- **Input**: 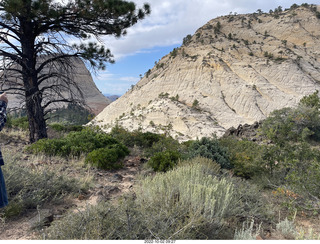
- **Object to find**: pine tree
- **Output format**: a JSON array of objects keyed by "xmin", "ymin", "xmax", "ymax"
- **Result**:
[{"xmin": 0, "ymin": 0, "xmax": 150, "ymax": 142}]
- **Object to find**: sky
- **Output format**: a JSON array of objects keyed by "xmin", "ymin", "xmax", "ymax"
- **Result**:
[{"xmin": 94, "ymin": 0, "xmax": 320, "ymax": 95}]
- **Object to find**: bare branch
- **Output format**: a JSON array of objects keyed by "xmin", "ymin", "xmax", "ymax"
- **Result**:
[
  {"xmin": 42, "ymin": 98, "xmax": 82, "ymax": 110},
  {"xmin": 0, "ymin": 29, "xmax": 20, "ymax": 42},
  {"xmin": 0, "ymin": 20, "xmax": 20, "ymax": 37},
  {"xmin": 36, "ymin": 53, "xmax": 79, "ymax": 74},
  {"xmin": 0, "ymin": 50, "xmax": 24, "ymax": 68}
]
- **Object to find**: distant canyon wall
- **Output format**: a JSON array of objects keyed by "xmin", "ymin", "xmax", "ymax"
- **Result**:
[{"xmin": 1, "ymin": 57, "xmax": 110, "ymax": 115}]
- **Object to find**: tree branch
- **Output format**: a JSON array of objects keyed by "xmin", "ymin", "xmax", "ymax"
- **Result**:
[
  {"xmin": 0, "ymin": 50, "xmax": 24, "ymax": 68},
  {"xmin": 0, "ymin": 20, "xmax": 20, "ymax": 37},
  {"xmin": 42, "ymin": 98, "xmax": 81, "ymax": 110},
  {"xmin": 36, "ymin": 53, "xmax": 79, "ymax": 74}
]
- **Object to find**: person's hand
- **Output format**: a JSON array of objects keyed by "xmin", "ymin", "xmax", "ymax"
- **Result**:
[{"xmin": 0, "ymin": 93, "xmax": 8, "ymax": 104}]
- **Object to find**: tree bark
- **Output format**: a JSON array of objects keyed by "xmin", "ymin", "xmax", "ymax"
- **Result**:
[
  {"xmin": 25, "ymin": 87, "xmax": 47, "ymax": 143},
  {"xmin": 22, "ymin": 64, "xmax": 48, "ymax": 143},
  {"xmin": 21, "ymin": 20, "xmax": 48, "ymax": 143}
]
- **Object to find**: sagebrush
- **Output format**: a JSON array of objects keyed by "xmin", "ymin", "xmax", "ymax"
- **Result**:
[{"xmin": 44, "ymin": 157, "xmax": 270, "ymax": 240}]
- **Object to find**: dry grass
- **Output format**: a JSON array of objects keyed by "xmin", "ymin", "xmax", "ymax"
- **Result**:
[{"xmin": 1, "ymin": 128, "xmax": 320, "ymax": 240}]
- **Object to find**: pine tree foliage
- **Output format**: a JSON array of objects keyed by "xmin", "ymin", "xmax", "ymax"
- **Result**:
[{"xmin": 0, "ymin": 0, "xmax": 150, "ymax": 142}]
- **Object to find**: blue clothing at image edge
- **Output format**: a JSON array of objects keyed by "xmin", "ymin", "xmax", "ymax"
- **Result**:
[
  {"xmin": 0, "ymin": 100, "xmax": 8, "ymax": 208},
  {"xmin": 0, "ymin": 167, "xmax": 8, "ymax": 208},
  {"xmin": 0, "ymin": 100, "xmax": 7, "ymax": 166}
]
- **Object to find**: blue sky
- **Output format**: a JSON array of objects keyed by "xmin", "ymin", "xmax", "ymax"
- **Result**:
[
  {"xmin": 93, "ymin": 0, "xmax": 320, "ymax": 95},
  {"xmin": 94, "ymin": 44, "xmax": 179, "ymax": 95}
]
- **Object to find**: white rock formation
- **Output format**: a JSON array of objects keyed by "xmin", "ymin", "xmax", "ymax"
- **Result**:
[
  {"xmin": 91, "ymin": 5, "xmax": 320, "ymax": 141},
  {"xmin": 1, "ymin": 57, "xmax": 110, "ymax": 115}
]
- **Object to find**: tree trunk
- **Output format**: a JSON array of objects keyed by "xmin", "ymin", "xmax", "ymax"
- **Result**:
[
  {"xmin": 25, "ymin": 87, "xmax": 47, "ymax": 143},
  {"xmin": 21, "ymin": 20, "xmax": 48, "ymax": 143}
]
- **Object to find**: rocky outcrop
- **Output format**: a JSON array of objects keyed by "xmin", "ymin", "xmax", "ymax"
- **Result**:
[
  {"xmin": 91, "ymin": 5, "xmax": 320, "ymax": 141},
  {"xmin": 223, "ymin": 122, "xmax": 261, "ymax": 141},
  {"xmin": 2, "ymin": 57, "xmax": 110, "ymax": 115}
]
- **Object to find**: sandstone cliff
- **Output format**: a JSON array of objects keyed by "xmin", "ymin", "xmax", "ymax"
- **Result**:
[
  {"xmin": 2, "ymin": 57, "xmax": 110, "ymax": 115},
  {"xmin": 62, "ymin": 58, "xmax": 111, "ymax": 115},
  {"xmin": 92, "ymin": 5, "xmax": 320, "ymax": 141}
]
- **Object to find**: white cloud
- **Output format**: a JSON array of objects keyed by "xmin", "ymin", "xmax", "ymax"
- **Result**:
[
  {"xmin": 119, "ymin": 76, "xmax": 140, "ymax": 83},
  {"xmin": 94, "ymin": 71, "xmax": 115, "ymax": 81},
  {"xmin": 102, "ymin": 0, "xmax": 319, "ymax": 60},
  {"xmin": 99, "ymin": 82, "xmax": 133, "ymax": 95},
  {"xmin": 94, "ymin": 71, "xmax": 140, "ymax": 94}
]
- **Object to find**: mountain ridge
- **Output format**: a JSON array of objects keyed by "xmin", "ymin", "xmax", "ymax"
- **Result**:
[{"xmin": 91, "ymin": 4, "xmax": 320, "ymax": 141}]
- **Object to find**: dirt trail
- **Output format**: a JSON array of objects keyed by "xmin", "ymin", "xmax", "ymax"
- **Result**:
[{"xmin": 0, "ymin": 155, "xmax": 144, "ymax": 240}]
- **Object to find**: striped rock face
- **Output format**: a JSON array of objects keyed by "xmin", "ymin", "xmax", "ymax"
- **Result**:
[
  {"xmin": 2, "ymin": 57, "xmax": 110, "ymax": 116},
  {"xmin": 91, "ymin": 5, "xmax": 320, "ymax": 141}
]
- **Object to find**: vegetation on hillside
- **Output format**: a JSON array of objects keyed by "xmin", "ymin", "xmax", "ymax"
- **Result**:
[
  {"xmin": 46, "ymin": 104, "xmax": 95, "ymax": 125},
  {"xmin": 2, "ymin": 152, "xmax": 87, "ymax": 218},
  {"xmin": 2, "ymin": 85, "xmax": 320, "ymax": 239},
  {"xmin": 44, "ymin": 157, "xmax": 271, "ymax": 240}
]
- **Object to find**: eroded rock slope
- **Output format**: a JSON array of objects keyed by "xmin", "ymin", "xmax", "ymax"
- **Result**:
[{"xmin": 92, "ymin": 5, "xmax": 320, "ymax": 141}]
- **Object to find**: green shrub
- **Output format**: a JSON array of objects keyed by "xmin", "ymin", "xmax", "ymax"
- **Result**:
[
  {"xmin": 187, "ymin": 137, "xmax": 231, "ymax": 169},
  {"xmin": 170, "ymin": 48, "xmax": 178, "ymax": 58},
  {"xmin": 132, "ymin": 131, "xmax": 163, "ymax": 148},
  {"xmin": 6, "ymin": 116, "xmax": 29, "ymax": 130},
  {"xmin": 283, "ymin": 143, "xmax": 320, "ymax": 198},
  {"xmin": 109, "ymin": 126, "xmax": 185, "ymax": 158},
  {"xmin": 183, "ymin": 34, "xmax": 192, "ymax": 45},
  {"xmin": 25, "ymin": 138, "xmax": 69, "ymax": 156},
  {"xmin": 144, "ymin": 135, "xmax": 184, "ymax": 157},
  {"xmin": 147, "ymin": 150, "xmax": 180, "ymax": 172},
  {"xmin": 49, "ymin": 123, "xmax": 83, "ymax": 132},
  {"xmin": 259, "ymin": 107, "xmax": 296, "ymax": 144},
  {"xmin": 66, "ymin": 128, "xmax": 119, "ymax": 155},
  {"xmin": 85, "ymin": 144, "xmax": 129, "ymax": 170},
  {"xmin": 240, "ymin": 141, "xmax": 320, "ymax": 199},
  {"xmin": 109, "ymin": 125, "xmax": 163, "ymax": 148},
  {"xmin": 26, "ymin": 127, "xmax": 120, "ymax": 158},
  {"xmin": 299, "ymin": 90, "xmax": 320, "ymax": 109},
  {"xmin": 220, "ymin": 137, "xmax": 267, "ymax": 179},
  {"xmin": 260, "ymin": 91, "xmax": 320, "ymax": 144},
  {"xmin": 192, "ymin": 99, "xmax": 199, "ymax": 108}
]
